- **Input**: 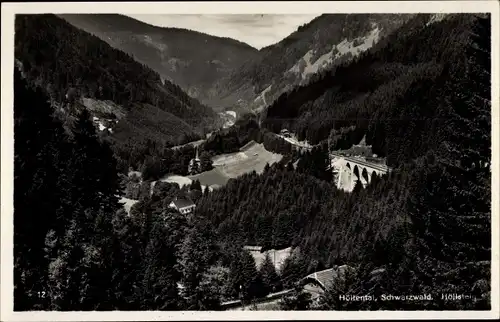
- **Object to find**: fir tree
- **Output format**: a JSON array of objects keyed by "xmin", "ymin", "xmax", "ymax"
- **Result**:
[
  {"xmin": 140, "ymin": 216, "xmax": 181, "ymax": 310},
  {"xmin": 228, "ymin": 250, "xmax": 266, "ymax": 302},
  {"xmin": 199, "ymin": 151, "xmax": 213, "ymax": 172},
  {"xmin": 260, "ymin": 254, "xmax": 283, "ymax": 294},
  {"xmin": 190, "ymin": 179, "xmax": 202, "ymax": 192},
  {"xmin": 178, "ymin": 219, "xmax": 220, "ymax": 309}
]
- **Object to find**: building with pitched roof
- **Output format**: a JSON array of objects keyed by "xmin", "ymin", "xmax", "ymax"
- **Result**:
[
  {"xmin": 168, "ymin": 196, "xmax": 196, "ymax": 215},
  {"xmin": 299, "ymin": 265, "xmax": 355, "ymax": 299}
]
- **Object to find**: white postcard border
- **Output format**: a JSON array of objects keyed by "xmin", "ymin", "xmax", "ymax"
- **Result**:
[{"xmin": 1, "ymin": 1, "xmax": 499, "ymax": 320}]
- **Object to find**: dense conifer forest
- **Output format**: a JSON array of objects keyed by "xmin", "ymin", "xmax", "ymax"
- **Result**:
[
  {"xmin": 202, "ymin": 114, "xmax": 294, "ymax": 156},
  {"xmin": 262, "ymin": 14, "xmax": 488, "ymax": 168},
  {"xmin": 13, "ymin": 12, "xmax": 491, "ymax": 311}
]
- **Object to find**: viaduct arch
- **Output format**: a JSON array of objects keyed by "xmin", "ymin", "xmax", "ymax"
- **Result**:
[{"xmin": 333, "ymin": 155, "xmax": 389, "ymax": 191}]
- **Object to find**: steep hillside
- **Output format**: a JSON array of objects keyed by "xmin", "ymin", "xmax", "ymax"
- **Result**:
[
  {"xmin": 197, "ymin": 13, "xmax": 491, "ymax": 309},
  {"xmin": 261, "ymin": 13, "xmax": 482, "ymax": 167},
  {"xmin": 59, "ymin": 14, "xmax": 260, "ymax": 111},
  {"xmin": 14, "ymin": 14, "xmax": 223, "ymax": 169},
  {"xmin": 214, "ymin": 14, "xmax": 415, "ymax": 111}
]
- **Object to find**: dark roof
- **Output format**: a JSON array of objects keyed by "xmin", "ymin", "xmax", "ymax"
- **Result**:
[
  {"xmin": 301, "ymin": 265, "xmax": 354, "ymax": 291},
  {"xmin": 171, "ymin": 198, "xmax": 195, "ymax": 209}
]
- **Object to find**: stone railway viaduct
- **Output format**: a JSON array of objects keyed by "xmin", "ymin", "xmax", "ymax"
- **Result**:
[{"xmin": 330, "ymin": 152, "xmax": 390, "ymax": 191}]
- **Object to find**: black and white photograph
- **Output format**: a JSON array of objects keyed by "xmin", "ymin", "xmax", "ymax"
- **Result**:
[{"xmin": 1, "ymin": 1, "xmax": 499, "ymax": 320}]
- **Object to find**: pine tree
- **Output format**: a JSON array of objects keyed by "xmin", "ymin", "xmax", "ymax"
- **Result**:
[
  {"xmin": 178, "ymin": 219, "xmax": 220, "ymax": 310},
  {"xmin": 438, "ymin": 15, "xmax": 490, "ymax": 170},
  {"xmin": 190, "ymin": 179, "xmax": 202, "ymax": 192},
  {"xmin": 14, "ymin": 69, "xmax": 128, "ymax": 310},
  {"xmin": 203, "ymin": 185, "xmax": 210, "ymax": 197},
  {"xmin": 65, "ymin": 109, "xmax": 120, "ymax": 216},
  {"xmin": 199, "ymin": 151, "xmax": 213, "ymax": 172},
  {"xmin": 81, "ymin": 207, "xmax": 120, "ymax": 310},
  {"xmin": 352, "ymin": 179, "xmax": 364, "ymax": 194},
  {"xmin": 280, "ymin": 254, "xmax": 308, "ymax": 290},
  {"xmin": 228, "ymin": 249, "xmax": 265, "ymax": 302},
  {"xmin": 140, "ymin": 216, "xmax": 182, "ymax": 310},
  {"xmin": 47, "ymin": 211, "xmax": 86, "ymax": 310},
  {"xmin": 260, "ymin": 254, "xmax": 283, "ymax": 294},
  {"xmin": 296, "ymin": 146, "xmax": 332, "ymax": 182},
  {"xmin": 199, "ymin": 266, "xmax": 232, "ymax": 304},
  {"xmin": 107, "ymin": 210, "xmax": 143, "ymax": 309}
]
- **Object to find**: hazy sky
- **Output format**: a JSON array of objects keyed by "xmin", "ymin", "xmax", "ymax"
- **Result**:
[{"xmin": 127, "ymin": 14, "xmax": 320, "ymax": 49}]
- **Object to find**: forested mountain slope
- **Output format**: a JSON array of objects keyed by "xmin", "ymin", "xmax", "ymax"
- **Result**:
[
  {"xmin": 59, "ymin": 14, "xmax": 260, "ymax": 110},
  {"xmin": 213, "ymin": 14, "xmax": 415, "ymax": 111},
  {"xmin": 14, "ymin": 14, "xmax": 223, "ymax": 171},
  {"xmin": 196, "ymin": 13, "xmax": 491, "ymax": 309},
  {"xmin": 261, "ymin": 13, "xmax": 485, "ymax": 168}
]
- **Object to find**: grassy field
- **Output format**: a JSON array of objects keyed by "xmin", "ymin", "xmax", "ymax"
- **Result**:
[
  {"xmin": 188, "ymin": 167, "xmax": 230, "ymax": 187},
  {"xmin": 157, "ymin": 141, "xmax": 283, "ymax": 190},
  {"xmin": 159, "ymin": 175, "xmax": 213, "ymax": 192},
  {"xmin": 159, "ymin": 171, "xmax": 228, "ymax": 192},
  {"xmin": 213, "ymin": 141, "xmax": 283, "ymax": 179}
]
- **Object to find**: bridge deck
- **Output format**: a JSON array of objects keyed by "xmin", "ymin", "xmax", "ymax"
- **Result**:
[{"xmin": 330, "ymin": 153, "xmax": 389, "ymax": 173}]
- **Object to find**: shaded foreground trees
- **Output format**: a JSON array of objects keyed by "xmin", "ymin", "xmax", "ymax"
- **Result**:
[
  {"xmin": 14, "ymin": 68, "xmax": 70, "ymax": 310},
  {"xmin": 14, "ymin": 69, "xmax": 122, "ymax": 310},
  {"xmin": 14, "ymin": 69, "xmax": 214, "ymax": 310}
]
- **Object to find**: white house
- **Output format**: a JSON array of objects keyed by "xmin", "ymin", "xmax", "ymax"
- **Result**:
[{"xmin": 169, "ymin": 197, "xmax": 196, "ymax": 215}]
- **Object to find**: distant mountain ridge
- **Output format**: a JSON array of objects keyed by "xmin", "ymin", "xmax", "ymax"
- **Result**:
[
  {"xmin": 213, "ymin": 13, "xmax": 417, "ymax": 112},
  {"xmin": 59, "ymin": 14, "xmax": 260, "ymax": 111},
  {"xmin": 58, "ymin": 13, "xmax": 451, "ymax": 118}
]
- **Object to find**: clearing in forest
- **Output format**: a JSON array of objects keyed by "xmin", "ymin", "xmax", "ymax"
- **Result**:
[{"xmin": 212, "ymin": 141, "xmax": 283, "ymax": 179}]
